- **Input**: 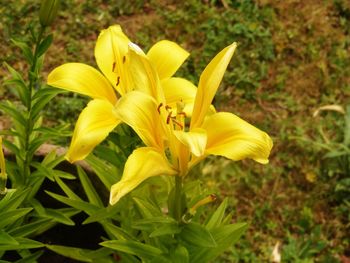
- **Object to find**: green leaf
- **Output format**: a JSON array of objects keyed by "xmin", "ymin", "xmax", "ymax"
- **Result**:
[
  {"xmin": 31, "ymin": 162, "xmax": 56, "ymax": 181},
  {"xmin": 180, "ymin": 222, "xmax": 217, "ymax": 248},
  {"xmin": 103, "ymin": 223, "xmax": 136, "ymax": 241},
  {"xmin": 3, "ymin": 62, "xmax": 29, "ymax": 106},
  {"xmin": 190, "ymin": 223, "xmax": 248, "ymax": 263},
  {"xmin": 82, "ymin": 247, "xmax": 114, "ymax": 262},
  {"xmin": 149, "ymin": 222, "xmax": 181, "ymax": 237},
  {"xmin": 45, "ymin": 191, "xmax": 99, "ymax": 215},
  {"xmin": 171, "ymin": 245, "xmax": 189, "ymax": 263},
  {"xmin": 0, "ymin": 208, "xmax": 33, "ymax": 229},
  {"xmin": 206, "ymin": 198, "xmax": 228, "ymax": 230},
  {"xmin": 83, "ymin": 205, "xmax": 119, "ymax": 225},
  {"xmin": 133, "ymin": 197, "xmax": 162, "ymax": 218},
  {"xmin": 37, "ymin": 34, "xmax": 53, "ymax": 57},
  {"xmin": 0, "ymin": 237, "xmax": 43, "ymax": 250},
  {"xmin": 41, "ymin": 151, "xmax": 65, "ymax": 168},
  {"xmin": 31, "ymin": 87, "xmax": 62, "ymax": 120},
  {"xmin": 77, "ymin": 166, "xmax": 103, "ymax": 207},
  {"xmin": 15, "ymin": 250, "xmax": 43, "ymax": 263},
  {"xmin": 46, "ymin": 245, "xmax": 93, "ymax": 263},
  {"xmin": 44, "ymin": 208, "xmax": 75, "ymax": 225},
  {"xmin": 0, "ymin": 188, "xmax": 31, "ymax": 211},
  {"xmin": 100, "ymin": 240, "xmax": 163, "ymax": 260},
  {"xmin": 11, "ymin": 38, "xmax": 33, "ymax": 64},
  {"xmin": 132, "ymin": 216, "xmax": 176, "ymax": 231},
  {"xmin": 86, "ymin": 155, "xmax": 118, "ymax": 190},
  {"xmin": 8, "ymin": 218, "xmax": 52, "ymax": 237},
  {"xmin": 2, "ymin": 140, "xmax": 21, "ymax": 157},
  {"xmin": 0, "ymin": 101, "xmax": 27, "ymax": 133},
  {"xmin": 0, "ymin": 230, "xmax": 18, "ymax": 245},
  {"xmin": 52, "ymin": 174, "xmax": 81, "ymax": 200}
]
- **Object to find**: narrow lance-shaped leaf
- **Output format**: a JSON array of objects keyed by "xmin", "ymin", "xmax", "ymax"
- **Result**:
[{"xmin": 77, "ymin": 166, "xmax": 103, "ymax": 207}]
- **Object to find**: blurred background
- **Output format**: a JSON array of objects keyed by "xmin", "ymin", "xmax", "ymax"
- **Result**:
[{"xmin": 1, "ymin": 0, "xmax": 349, "ymax": 261}]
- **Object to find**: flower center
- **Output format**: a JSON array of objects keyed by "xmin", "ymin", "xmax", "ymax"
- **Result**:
[{"xmin": 158, "ymin": 102, "xmax": 187, "ymax": 131}]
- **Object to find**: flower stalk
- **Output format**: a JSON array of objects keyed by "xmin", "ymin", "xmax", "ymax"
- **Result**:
[
  {"xmin": 22, "ymin": 26, "xmax": 46, "ymax": 181},
  {"xmin": 174, "ymin": 175, "xmax": 183, "ymax": 222}
]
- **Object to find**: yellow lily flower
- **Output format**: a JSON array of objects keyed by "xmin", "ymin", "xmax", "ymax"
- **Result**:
[
  {"xmin": 110, "ymin": 43, "xmax": 273, "ymax": 205},
  {"xmin": 47, "ymin": 25, "xmax": 190, "ymax": 162}
]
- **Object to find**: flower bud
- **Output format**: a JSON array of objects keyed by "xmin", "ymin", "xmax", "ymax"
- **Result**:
[
  {"xmin": 39, "ymin": 0, "xmax": 60, "ymax": 27},
  {"xmin": 0, "ymin": 137, "xmax": 7, "ymax": 194}
]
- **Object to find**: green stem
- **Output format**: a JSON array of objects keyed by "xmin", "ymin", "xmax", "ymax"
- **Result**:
[
  {"xmin": 174, "ymin": 175, "xmax": 183, "ymax": 222},
  {"xmin": 22, "ymin": 25, "xmax": 46, "ymax": 182}
]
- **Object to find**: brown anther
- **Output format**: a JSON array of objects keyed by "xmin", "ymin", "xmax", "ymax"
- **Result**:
[
  {"xmin": 166, "ymin": 111, "xmax": 173, "ymax": 124},
  {"xmin": 112, "ymin": 62, "xmax": 116, "ymax": 72},
  {"xmin": 172, "ymin": 119, "xmax": 183, "ymax": 129},
  {"xmin": 122, "ymin": 56, "xmax": 126, "ymax": 64},
  {"xmin": 116, "ymin": 76, "xmax": 120, "ymax": 86},
  {"xmin": 165, "ymin": 105, "xmax": 172, "ymax": 111},
  {"xmin": 157, "ymin": 103, "xmax": 163, "ymax": 114},
  {"xmin": 210, "ymin": 194, "xmax": 217, "ymax": 201}
]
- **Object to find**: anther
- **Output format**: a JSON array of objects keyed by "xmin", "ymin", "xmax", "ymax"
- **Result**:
[
  {"xmin": 112, "ymin": 62, "xmax": 116, "ymax": 72},
  {"xmin": 166, "ymin": 111, "xmax": 173, "ymax": 124},
  {"xmin": 122, "ymin": 56, "xmax": 126, "ymax": 64},
  {"xmin": 172, "ymin": 119, "xmax": 183, "ymax": 129},
  {"xmin": 157, "ymin": 103, "xmax": 163, "ymax": 114},
  {"xmin": 116, "ymin": 76, "xmax": 120, "ymax": 86},
  {"xmin": 165, "ymin": 105, "xmax": 172, "ymax": 111}
]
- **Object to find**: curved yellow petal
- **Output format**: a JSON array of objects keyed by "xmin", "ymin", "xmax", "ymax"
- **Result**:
[
  {"xmin": 114, "ymin": 91, "xmax": 164, "ymax": 149},
  {"xmin": 162, "ymin": 77, "xmax": 197, "ymax": 116},
  {"xmin": 173, "ymin": 129, "xmax": 207, "ymax": 157},
  {"xmin": 127, "ymin": 45, "xmax": 164, "ymax": 102},
  {"xmin": 147, "ymin": 40, "xmax": 189, "ymax": 80},
  {"xmin": 66, "ymin": 99, "xmax": 121, "ymax": 163},
  {"xmin": 48, "ymin": 63, "xmax": 117, "ymax": 104},
  {"xmin": 110, "ymin": 147, "xmax": 176, "ymax": 205},
  {"xmin": 201, "ymin": 112, "xmax": 273, "ymax": 164},
  {"xmin": 191, "ymin": 43, "xmax": 237, "ymax": 129},
  {"xmin": 94, "ymin": 25, "xmax": 131, "ymax": 95}
]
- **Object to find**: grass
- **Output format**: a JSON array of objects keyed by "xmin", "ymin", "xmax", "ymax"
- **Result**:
[{"xmin": 1, "ymin": 0, "xmax": 350, "ymax": 261}]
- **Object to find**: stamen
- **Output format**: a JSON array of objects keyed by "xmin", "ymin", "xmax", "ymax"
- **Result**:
[
  {"xmin": 112, "ymin": 62, "xmax": 116, "ymax": 72},
  {"xmin": 157, "ymin": 103, "xmax": 163, "ymax": 114},
  {"xmin": 122, "ymin": 56, "xmax": 126, "ymax": 64},
  {"xmin": 165, "ymin": 105, "xmax": 172, "ymax": 111},
  {"xmin": 166, "ymin": 111, "xmax": 173, "ymax": 124},
  {"xmin": 116, "ymin": 76, "xmax": 120, "ymax": 86},
  {"xmin": 171, "ymin": 118, "xmax": 183, "ymax": 129}
]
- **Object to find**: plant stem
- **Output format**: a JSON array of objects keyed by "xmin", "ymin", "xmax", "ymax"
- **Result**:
[
  {"xmin": 174, "ymin": 175, "xmax": 183, "ymax": 222},
  {"xmin": 22, "ymin": 25, "xmax": 46, "ymax": 182}
]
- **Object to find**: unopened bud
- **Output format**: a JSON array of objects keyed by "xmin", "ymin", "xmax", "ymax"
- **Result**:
[
  {"xmin": 0, "ymin": 137, "xmax": 7, "ymax": 194},
  {"xmin": 39, "ymin": 0, "xmax": 60, "ymax": 27},
  {"xmin": 189, "ymin": 194, "xmax": 217, "ymax": 215}
]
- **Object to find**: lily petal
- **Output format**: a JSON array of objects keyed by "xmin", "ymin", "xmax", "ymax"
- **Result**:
[
  {"xmin": 191, "ymin": 43, "xmax": 237, "ymax": 129},
  {"xmin": 114, "ymin": 91, "xmax": 165, "ymax": 149},
  {"xmin": 147, "ymin": 40, "xmax": 189, "ymax": 80},
  {"xmin": 162, "ymin": 77, "xmax": 197, "ymax": 116},
  {"xmin": 66, "ymin": 99, "xmax": 121, "ymax": 163},
  {"xmin": 110, "ymin": 147, "xmax": 176, "ymax": 205},
  {"xmin": 94, "ymin": 25, "xmax": 131, "ymax": 95},
  {"xmin": 48, "ymin": 63, "xmax": 117, "ymax": 104},
  {"xmin": 201, "ymin": 112, "xmax": 273, "ymax": 164},
  {"xmin": 173, "ymin": 129, "xmax": 207, "ymax": 157},
  {"xmin": 127, "ymin": 46, "xmax": 164, "ymax": 102}
]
